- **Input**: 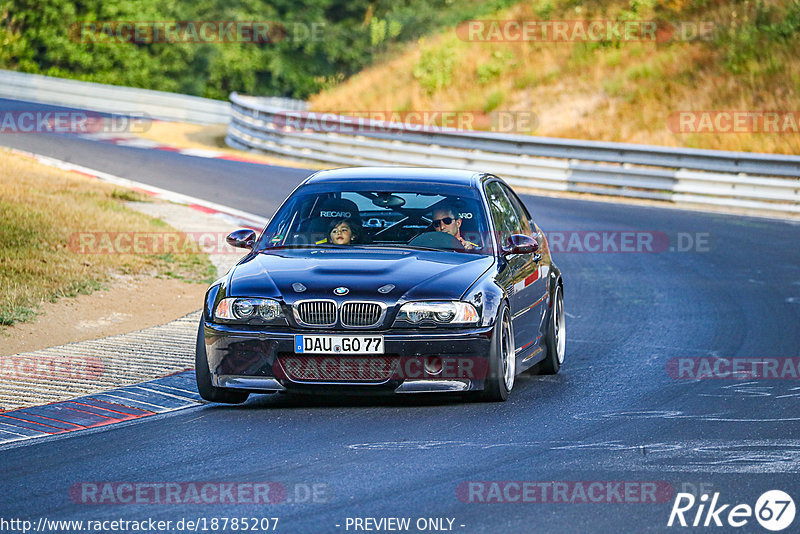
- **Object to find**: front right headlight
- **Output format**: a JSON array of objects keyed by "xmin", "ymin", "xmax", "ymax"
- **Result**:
[
  {"xmin": 214, "ymin": 297, "xmax": 286, "ymax": 324},
  {"xmin": 394, "ymin": 301, "xmax": 479, "ymax": 326}
]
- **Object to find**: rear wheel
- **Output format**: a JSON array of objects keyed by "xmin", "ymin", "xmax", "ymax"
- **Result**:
[
  {"xmin": 540, "ymin": 284, "xmax": 565, "ymax": 375},
  {"xmin": 480, "ymin": 303, "xmax": 515, "ymax": 402},
  {"xmin": 195, "ymin": 321, "xmax": 249, "ymax": 404}
]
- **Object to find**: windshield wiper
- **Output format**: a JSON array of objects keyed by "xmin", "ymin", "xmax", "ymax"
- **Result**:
[
  {"xmin": 261, "ymin": 244, "xmax": 370, "ymax": 251},
  {"xmin": 261, "ymin": 244, "xmax": 339, "ymax": 251}
]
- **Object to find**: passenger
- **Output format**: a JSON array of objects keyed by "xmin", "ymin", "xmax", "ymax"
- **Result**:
[
  {"xmin": 431, "ymin": 205, "xmax": 478, "ymax": 250},
  {"xmin": 326, "ymin": 218, "xmax": 359, "ymax": 245}
]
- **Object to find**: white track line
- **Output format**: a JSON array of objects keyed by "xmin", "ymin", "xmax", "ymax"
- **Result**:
[{"xmin": 6, "ymin": 147, "xmax": 269, "ymax": 229}]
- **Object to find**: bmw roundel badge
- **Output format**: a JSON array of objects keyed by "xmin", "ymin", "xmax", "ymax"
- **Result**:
[{"xmin": 333, "ymin": 286, "xmax": 349, "ymax": 296}]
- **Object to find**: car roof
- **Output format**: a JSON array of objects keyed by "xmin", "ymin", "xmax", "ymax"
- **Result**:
[{"xmin": 304, "ymin": 167, "xmax": 484, "ymax": 187}]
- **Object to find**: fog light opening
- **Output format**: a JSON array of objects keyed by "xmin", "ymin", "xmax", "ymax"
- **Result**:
[{"xmin": 424, "ymin": 357, "xmax": 443, "ymax": 376}]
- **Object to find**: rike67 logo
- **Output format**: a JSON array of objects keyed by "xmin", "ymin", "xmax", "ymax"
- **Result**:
[{"xmin": 668, "ymin": 490, "xmax": 795, "ymax": 531}]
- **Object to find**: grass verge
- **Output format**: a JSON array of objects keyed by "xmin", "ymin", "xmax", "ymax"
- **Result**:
[{"xmin": 0, "ymin": 150, "xmax": 216, "ymax": 327}]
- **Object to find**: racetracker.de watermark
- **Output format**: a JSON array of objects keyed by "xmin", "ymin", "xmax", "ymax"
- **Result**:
[
  {"xmin": 544, "ymin": 231, "xmax": 711, "ymax": 253},
  {"xmin": 667, "ymin": 111, "xmax": 800, "ymax": 134},
  {"xmin": 275, "ymin": 356, "xmax": 489, "ymax": 381},
  {"xmin": 0, "ymin": 111, "xmax": 149, "ymax": 134},
  {"xmin": 67, "ymin": 231, "xmax": 713, "ymax": 255},
  {"xmin": 70, "ymin": 21, "xmax": 325, "ymax": 44},
  {"xmin": 70, "ymin": 482, "xmax": 283, "ymax": 504},
  {"xmin": 2, "ymin": 355, "xmax": 103, "ymax": 381},
  {"xmin": 272, "ymin": 110, "xmax": 538, "ymax": 134},
  {"xmin": 69, "ymin": 482, "xmax": 329, "ymax": 505},
  {"xmin": 456, "ymin": 20, "xmax": 714, "ymax": 43},
  {"xmin": 457, "ymin": 481, "xmax": 674, "ymax": 503},
  {"xmin": 666, "ymin": 358, "xmax": 800, "ymax": 379},
  {"xmin": 68, "ymin": 232, "xmax": 243, "ymax": 255}
]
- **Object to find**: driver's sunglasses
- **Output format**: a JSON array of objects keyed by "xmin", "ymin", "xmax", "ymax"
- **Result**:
[{"xmin": 432, "ymin": 217, "xmax": 454, "ymax": 228}]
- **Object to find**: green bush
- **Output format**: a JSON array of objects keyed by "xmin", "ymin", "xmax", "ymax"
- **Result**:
[
  {"xmin": 413, "ymin": 46, "xmax": 456, "ymax": 95},
  {"xmin": 484, "ymin": 90, "xmax": 505, "ymax": 112},
  {"xmin": 476, "ymin": 51, "xmax": 514, "ymax": 85},
  {"xmin": 0, "ymin": 0, "xmax": 520, "ymax": 99},
  {"xmin": 718, "ymin": 0, "xmax": 800, "ymax": 76}
]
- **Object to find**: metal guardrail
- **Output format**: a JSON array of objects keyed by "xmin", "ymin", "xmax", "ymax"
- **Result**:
[
  {"xmin": 0, "ymin": 70, "xmax": 307, "ymax": 125},
  {"xmin": 0, "ymin": 69, "xmax": 232, "ymax": 124},
  {"xmin": 227, "ymin": 92, "xmax": 800, "ymax": 214}
]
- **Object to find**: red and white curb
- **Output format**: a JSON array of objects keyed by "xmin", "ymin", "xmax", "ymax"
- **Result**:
[
  {"xmin": 6, "ymin": 147, "xmax": 268, "ymax": 231},
  {"xmin": 76, "ymin": 132, "xmax": 270, "ymax": 165},
  {"xmin": 0, "ymin": 371, "xmax": 201, "ymax": 448}
]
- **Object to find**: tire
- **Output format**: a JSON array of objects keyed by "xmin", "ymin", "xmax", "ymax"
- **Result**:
[
  {"xmin": 195, "ymin": 321, "xmax": 249, "ymax": 404},
  {"xmin": 480, "ymin": 302, "xmax": 515, "ymax": 402},
  {"xmin": 540, "ymin": 283, "xmax": 565, "ymax": 375}
]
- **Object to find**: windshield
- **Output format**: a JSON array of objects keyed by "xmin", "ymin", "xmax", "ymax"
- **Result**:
[{"xmin": 257, "ymin": 182, "xmax": 492, "ymax": 254}]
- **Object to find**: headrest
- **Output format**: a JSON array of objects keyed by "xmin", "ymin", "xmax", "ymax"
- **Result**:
[
  {"xmin": 313, "ymin": 198, "xmax": 361, "ymax": 223},
  {"xmin": 308, "ymin": 197, "xmax": 362, "ymax": 235}
]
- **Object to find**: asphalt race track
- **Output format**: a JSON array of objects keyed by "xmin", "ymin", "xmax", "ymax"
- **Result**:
[
  {"xmin": 0, "ymin": 98, "xmax": 309, "ymax": 216},
  {"xmin": 2, "ymin": 98, "xmax": 800, "ymax": 533}
]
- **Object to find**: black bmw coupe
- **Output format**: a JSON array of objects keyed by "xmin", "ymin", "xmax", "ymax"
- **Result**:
[{"xmin": 196, "ymin": 167, "xmax": 565, "ymax": 403}]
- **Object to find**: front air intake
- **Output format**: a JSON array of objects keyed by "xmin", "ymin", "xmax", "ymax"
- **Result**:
[
  {"xmin": 340, "ymin": 302, "xmax": 384, "ymax": 328},
  {"xmin": 294, "ymin": 300, "xmax": 337, "ymax": 326}
]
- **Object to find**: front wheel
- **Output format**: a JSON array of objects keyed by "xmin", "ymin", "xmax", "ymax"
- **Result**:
[
  {"xmin": 195, "ymin": 321, "xmax": 249, "ymax": 404},
  {"xmin": 480, "ymin": 303, "xmax": 515, "ymax": 402},
  {"xmin": 540, "ymin": 284, "xmax": 565, "ymax": 375}
]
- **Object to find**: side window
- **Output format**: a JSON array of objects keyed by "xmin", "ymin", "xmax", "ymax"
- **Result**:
[
  {"xmin": 499, "ymin": 183, "xmax": 532, "ymax": 236},
  {"xmin": 485, "ymin": 181, "xmax": 522, "ymax": 244}
]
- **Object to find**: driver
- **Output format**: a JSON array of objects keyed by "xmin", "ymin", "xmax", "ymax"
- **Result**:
[{"xmin": 431, "ymin": 204, "xmax": 478, "ymax": 250}]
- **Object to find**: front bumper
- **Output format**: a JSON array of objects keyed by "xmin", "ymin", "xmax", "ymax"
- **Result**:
[{"xmin": 203, "ymin": 321, "xmax": 494, "ymax": 394}]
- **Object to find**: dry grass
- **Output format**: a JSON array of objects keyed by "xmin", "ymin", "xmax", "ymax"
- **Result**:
[
  {"xmin": 311, "ymin": 0, "xmax": 800, "ymax": 154},
  {"xmin": 0, "ymin": 150, "xmax": 216, "ymax": 327}
]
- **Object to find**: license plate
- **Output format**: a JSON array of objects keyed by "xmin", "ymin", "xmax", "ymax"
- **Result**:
[{"xmin": 294, "ymin": 335, "xmax": 384, "ymax": 354}]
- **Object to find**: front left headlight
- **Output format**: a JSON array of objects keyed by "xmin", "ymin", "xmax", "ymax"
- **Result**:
[
  {"xmin": 394, "ymin": 301, "xmax": 479, "ymax": 326},
  {"xmin": 214, "ymin": 297, "xmax": 286, "ymax": 324}
]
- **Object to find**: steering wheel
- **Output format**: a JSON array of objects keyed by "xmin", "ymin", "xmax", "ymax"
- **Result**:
[{"xmin": 408, "ymin": 230, "xmax": 463, "ymax": 250}]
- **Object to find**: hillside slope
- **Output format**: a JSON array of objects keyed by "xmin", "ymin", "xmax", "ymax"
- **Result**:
[{"xmin": 310, "ymin": 0, "xmax": 800, "ymax": 154}]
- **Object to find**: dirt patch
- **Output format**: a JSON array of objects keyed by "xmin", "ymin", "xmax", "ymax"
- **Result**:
[
  {"xmin": 0, "ymin": 275, "xmax": 206, "ymax": 356},
  {"xmin": 138, "ymin": 121, "xmax": 325, "ymax": 169}
]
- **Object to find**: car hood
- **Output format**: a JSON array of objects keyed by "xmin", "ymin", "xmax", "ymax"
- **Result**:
[{"xmin": 228, "ymin": 248, "xmax": 494, "ymax": 303}]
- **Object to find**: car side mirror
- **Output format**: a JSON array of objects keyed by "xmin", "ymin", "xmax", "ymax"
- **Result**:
[
  {"xmin": 502, "ymin": 234, "xmax": 539, "ymax": 256},
  {"xmin": 226, "ymin": 229, "xmax": 257, "ymax": 249}
]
